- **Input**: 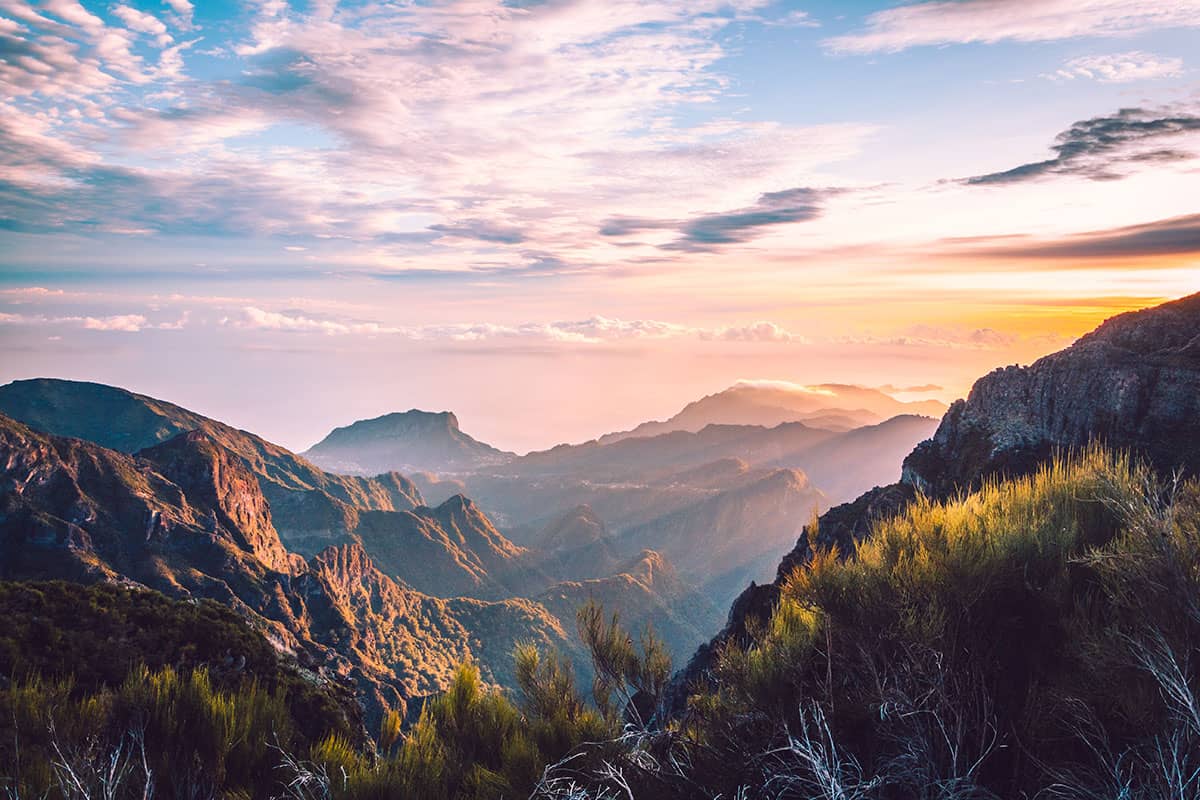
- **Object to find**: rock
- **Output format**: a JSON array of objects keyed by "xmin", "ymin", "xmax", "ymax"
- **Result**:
[{"xmin": 903, "ymin": 292, "xmax": 1200, "ymax": 496}]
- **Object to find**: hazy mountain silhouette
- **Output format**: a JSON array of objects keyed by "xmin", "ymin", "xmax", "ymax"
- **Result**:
[
  {"xmin": 304, "ymin": 410, "xmax": 513, "ymax": 474},
  {"xmin": 596, "ymin": 381, "xmax": 946, "ymax": 444}
]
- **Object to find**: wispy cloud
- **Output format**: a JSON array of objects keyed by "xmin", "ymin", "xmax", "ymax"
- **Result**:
[
  {"xmin": 965, "ymin": 106, "xmax": 1200, "ymax": 185},
  {"xmin": 602, "ymin": 187, "xmax": 834, "ymax": 252},
  {"xmin": 826, "ymin": 0, "xmax": 1200, "ymax": 54},
  {"xmin": 1043, "ymin": 52, "xmax": 1184, "ymax": 83},
  {"xmin": 0, "ymin": 0, "xmax": 868, "ymax": 274},
  {"xmin": 957, "ymin": 213, "xmax": 1200, "ymax": 260}
]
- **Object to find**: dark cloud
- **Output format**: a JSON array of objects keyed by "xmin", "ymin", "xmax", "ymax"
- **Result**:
[
  {"xmin": 963, "ymin": 213, "xmax": 1200, "ymax": 260},
  {"xmin": 966, "ymin": 107, "xmax": 1200, "ymax": 185},
  {"xmin": 601, "ymin": 187, "xmax": 830, "ymax": 252}
]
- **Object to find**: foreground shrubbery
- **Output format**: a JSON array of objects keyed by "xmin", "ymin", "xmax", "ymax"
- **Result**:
[
  {"xmin": 5, "ymin": 450, "xmax": 1199, "ymax": 798},
  {"xmin": 540, "ymin": 449, "xmax": 1200, "ymax": 798}
]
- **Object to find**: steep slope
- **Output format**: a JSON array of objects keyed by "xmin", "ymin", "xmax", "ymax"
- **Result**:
[
  {"xmin": 769, "ymin": 414, "xmax": 939, "ymax": 502},
  {"xmin": 535, "ymin": 549, "xmax": 722, "ymax": 663},
  {"xmin": 350, "ymin": 495, "xmax": 543, "ymax": 599},
  {"xmin": 619, "ymin": 468, "xmax": 823, "ymax": 605},
  {"xmin": 528, "ymin": 505, "xmax": 623, "ymax": 581},
  {"xmin": 672, "ymin": 292, "xmax": 1200, "ymax": 708},
  {"xmin": 0, "ymin": 379, "xmax": 425, "ymax": 552},
  {"xmin": 304, "ymin": 410, "xmax": 513, "ymax": 474},
  {"xmin": 597, "ymin": 382, "xmax": 946, "ymax": 444},
  {"xmin": 0, "ymin": 415, "xmax": 569, "ymax": 721}
]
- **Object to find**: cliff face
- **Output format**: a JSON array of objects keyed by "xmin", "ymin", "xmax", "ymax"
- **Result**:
[{"xmin": 903, "ymin": 293, "xmax": 1200, "ymax": 496}]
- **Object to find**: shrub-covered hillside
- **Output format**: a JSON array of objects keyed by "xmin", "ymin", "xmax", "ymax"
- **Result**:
[{"xmin": 537, "ymin": 449, "xmax": 1200, "ymax": 798}]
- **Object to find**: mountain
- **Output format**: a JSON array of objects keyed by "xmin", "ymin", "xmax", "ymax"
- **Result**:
[
  {"xmin": 529, "ymin": 504, "xmax": 623, "ymax": 581},
  {"xmin": 534, "ymin": 549, "xmax": 723, "ymax": 662},
  {"xmin": 0, "ymin": 379, "xmax": 425, "ymax": 555},
  {"xmin": 516, "ymin": 420, "xmax": 838, "ymax": 479},
  {"xmin": 349, "ymin": 495, "xmax": 545, "ymax": 599},
  {"xmin": 671, "ymin": 291, "xmax": 1200, "ymax": 709},
  {"xmin": 0, "ymin": 414, "xmax": 569, "ymax": 722},
  {"xmin": 0, "ymin": 379, "xmax": 545, "ymax": 600},
  {"xmin": 617, "ymin": 468, "xmax": 822, "ymax": 601},
  {"xmin": 597, "ymin": 381, "xmax": 946, "ymax": 444},
  {"xmin": 304, "ymin": 410, "xmax": 513, "ymax": 474}
]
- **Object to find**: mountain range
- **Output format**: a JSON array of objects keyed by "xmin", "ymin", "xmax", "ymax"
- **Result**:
[{"xmin": 9, "ymin": 295, "xmax": 1193, "ymax": 739}]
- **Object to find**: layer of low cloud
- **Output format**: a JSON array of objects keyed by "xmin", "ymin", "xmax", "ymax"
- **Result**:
[
  {"xmin": 1043, "ymin": 52, "xmax": 1184, "ymax": 83},
  {"xmin": 826, "ymin": 0, "xmax": 1200, "ymax": 54},
  {"xmin": 0, "ymin": 311, "xmax": 149, "ymax": 332},
  {"xmin": 965, "ymin": 106, "xmax": 1200, "ymax": 185}
]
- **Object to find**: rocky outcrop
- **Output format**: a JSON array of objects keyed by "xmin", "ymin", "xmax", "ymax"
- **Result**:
[{"xmin": 904, "ymin": 293, "xmax": 1200, "ymax": 496}]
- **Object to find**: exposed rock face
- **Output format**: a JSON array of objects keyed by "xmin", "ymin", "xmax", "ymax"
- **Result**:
[
  {"xmin": 904, "ymin": 293, "xmax": 1200, "ymax": 496},
  {"xmin": 139, "ymin": 431, "xmax": 294, "ymax": 573},
  {"xmin": 304, "ymin": 410, "xmax": 514, "ymax": 474}
]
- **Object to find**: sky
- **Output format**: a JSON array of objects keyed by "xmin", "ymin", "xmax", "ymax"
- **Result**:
[{"xmin": 1, "ymin": 0, "xmax": 1198, "ymax": 453}]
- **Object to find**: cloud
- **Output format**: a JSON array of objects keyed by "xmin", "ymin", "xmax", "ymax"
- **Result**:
[
  {"xmin": 826, "ymin": 0, "xmax": 1200, "ymax": 54},
  {"xmin": 702, "ymin": 321, "xmax": 809, "ymax": 343},
  {"xmin": 0, "ymin": 311, "xmax": 148, "ymax": 331},
  {"xmin": 226, "ymin": 307, "xmax": 406, "ymax": 336},
  {"xmin": 429, "ymin": 219, "xmax": 527, "ymax": 245},
  {"xmin": 965, "ymin": 107, "xmax": 1200, "ymax": 185},
  {"xmin": 602, "ymin": 187, "xmax": 831, "ymax": 252},
  {"xmin": 961, "ymin": 213, "xmax": 1200, "ymax": 259},
  {"xmin": 220, "ymin": 308, "xmax": 811, "ymax": 345},
  {"xmin": 162, "ymin": 0, "xmax": 194, "ymax": 27},
  {"xmin": 111, "ymin": 5, "xmax": 171, "ymax": 46},
  {"xmin": 0, "ymin": 0, "xmax": 870, "ymax": 274},
  {"xmin": 82, "ymin": 314, "xmax": 146, "ymax": 331},
  {"xmin": 839, "ymin": 326, "xmax": 1018, "ymax": 349},
  {"xmin": 877, "ymin": 383, "xmax": 945, "ymax": 394},
  {"xmin": 1043, "ymin": 51, "xmax": 1184, "ymax": 83}
]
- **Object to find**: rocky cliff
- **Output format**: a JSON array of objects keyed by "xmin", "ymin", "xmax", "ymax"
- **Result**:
[{"xmin": 904, "ymin": 292, "xmax": 1200, "ymax": 495}]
